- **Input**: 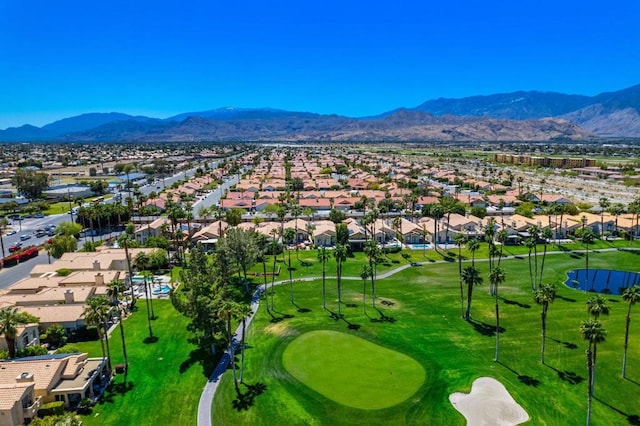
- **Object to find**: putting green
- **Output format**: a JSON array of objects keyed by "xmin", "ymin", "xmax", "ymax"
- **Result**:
[{"xmin": 282, "ymin": 330, "xmax": 425, "ymax": 410}]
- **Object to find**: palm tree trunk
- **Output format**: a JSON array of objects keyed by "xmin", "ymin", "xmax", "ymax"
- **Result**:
[
  {"xmin": 240, "ymin": 317, "xmax": 246, "ymax": 383},
  {"xmin": 458, "ymin": 246, "xmax": 464, "ymax": 319},
  {"xmin": 271, "ymin": 250, "xmax": 277, "ymax": 311},
  {"xmin": 322, "ymin": 261, "xmax": 326, "ymax": 310},
  {"xmin": 97, "ymin": 330, "xmax": 106, "ymax": 361},
  {"xmin": 369, "ymin": 258, "xmax": 376, "ymax": 308},
  {"xmin": 586, "ymin": 346, "xmax": 593, "ymax": 425},
  {"xmin": 533, "ymin": 244, "xmax": 538, "ymax": 291},
  {"xmin": 263, "ymin": 260, "xmax": 269, "ymax": 314},
  {"xmin": 103, "ymin": 320, "xmax": 113, "ymax": 373},
  {"xmin": 541, "ymin": 306, "xmax": 547, "ymax": 364},
  {"xmin": 228, "ymin": 316, "xmax": 239, "ymax": 395},
  {"xmin": 363, "ymin": 278, "xmax": 367, "ymax": 315},
  {"xmin": 623, "ymin": 305, "xmax": 631, "ymax": 377},
  {"xmin": 337, "ymin": 263, "xmax": 342, "ymax": 317},
  {"xmin": 143, "ymin": 277, "xmax": 153, "ymax": 337},
  {"xmin": 540, "ymin": 244, "xmax": 548, "ymax": 286},
  {"xmin": 465, "ymin": 283, "xmax": 473, "ymax": 321},
  {"xmin": 528, "ymin": 249, "xmax": 534, "ymax": 291},
  {"xmin": 288, "ymin": 249, "xmax": 294, "ymax": 305},
  {"xmin": 119, "ymin": 311, "xmax": 129, "ymax": 369}
]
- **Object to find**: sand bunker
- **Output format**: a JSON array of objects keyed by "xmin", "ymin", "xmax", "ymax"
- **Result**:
[{"xmin": 449, "ymin": 377, "xmax": 529, "ymax": 426}]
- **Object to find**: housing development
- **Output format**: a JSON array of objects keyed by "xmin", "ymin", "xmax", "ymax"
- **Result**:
[{"xmin": 1, "ymin": 142, "xmax": 640, "ymax": 426}]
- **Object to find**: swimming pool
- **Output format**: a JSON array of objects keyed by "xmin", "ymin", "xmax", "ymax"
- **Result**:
[
  {"xmin": 151, "ymin": 284, "xmax": 171, "ymax": 294},
  {"xmin": 565, "ymin": 269, "xmax": 640, "ymax": 295},
  {"xmin": 408, "ymin": 244, "xmax": 432, "ymax": 250},
  {"xmin": 132, "ymin": 275, "xmax": 171, "ymax": 284}
]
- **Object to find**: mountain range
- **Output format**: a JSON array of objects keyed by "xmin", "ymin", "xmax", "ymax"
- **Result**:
[{"xmin": 2, "ymin": 84, "xmax": 639, "ymax": 142}]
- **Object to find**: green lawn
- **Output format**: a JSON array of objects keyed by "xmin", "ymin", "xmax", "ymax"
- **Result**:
[
  {"xmin": 74, "ymin": 300, "xmax": 211, "ymax": 426},
  {"xmin": 213, "ymin": 248, "xmax": 640, "ymax": 425},
  {"xmin": 282, "ymin": 330, "xmax": 425, "ymax": 410}
]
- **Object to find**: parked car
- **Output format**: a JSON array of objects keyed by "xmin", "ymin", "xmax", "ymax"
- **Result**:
[
  {"xmin": 6, "ymin": 230, "xmax": 17, "ymax": 236},
  {"xmin": 20, "ymin": 234, "xmax": 32, "ymax": 241},
  {"xmin": 9, "ymin": 243, "xmax": 22, "ymax": 252},
  {"xmin": 34, "ymin": 212, "xmax": 45, "ymax": 218}
]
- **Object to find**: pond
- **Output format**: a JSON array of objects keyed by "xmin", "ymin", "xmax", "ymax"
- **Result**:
[{"xmin": 565, "ymin": 269, "xmax": 640, "ymax": 295}]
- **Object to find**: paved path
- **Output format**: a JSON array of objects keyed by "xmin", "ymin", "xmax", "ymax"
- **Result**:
[{"xmin": 197, "ymin": 245, "xmax": 632, "ymax": 425}]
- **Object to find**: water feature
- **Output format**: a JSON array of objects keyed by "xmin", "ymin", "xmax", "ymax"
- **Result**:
[{"xmin": 565, "ymin": 269, "xmax": 640, "ymax": 295}]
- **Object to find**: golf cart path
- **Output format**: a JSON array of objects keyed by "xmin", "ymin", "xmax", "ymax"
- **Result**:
[{"xmin": 198, "ymin": 245, "xmax": 627, "ymax": 425}]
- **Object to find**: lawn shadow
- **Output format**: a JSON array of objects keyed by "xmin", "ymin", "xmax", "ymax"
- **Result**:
[
  {"xmin": 497, "ymin": 361, "xmax": 541, "ymax": 387},
  {"xmin": 550, "ymin": 337, "xmax": 578, "ymax": 350},
  {"xmin": 232, "ymin": 382, "xmax": 267, "ymax": 411},
  {"xmin": 501, "ymin": 297, "xmax": 531, "ymax": 309},
  {"xmin": 546, "ymin": 364, "xmax": 584, "ymax": 385},
  {"xmin": 299, "ymin": 260, "xmax": 313, "ymax": 267},
  {"xmin": 556, "ymin": 295, "xmax": 577, "ymax": 302},
  {"xmin": 370, "ymin": 307, "xmax": 396, "ymax": 323},
  {"xmin": 98, "ymin": 380, "xmax": 135, "ymax": 404},
  {"xmin": 593, "ymin": 396, "xmax": 640, "ymax": 425},
  {"xmin": 180, "ymin": 345, "xmax": 218, "ymax": 377},
  {"xmin": 467, "ymin": 319, "xmax": 505, "ymax": 337},
  {"xmin": 625, "ymin": 377, "xmax": 640, "ymax": 386},
  {"xmin": 143, "ymin": 336, "xmax": 159, "ymax": 344}
]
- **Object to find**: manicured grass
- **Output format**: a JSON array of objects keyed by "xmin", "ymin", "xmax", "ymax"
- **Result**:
[
  {"xmin": 213, "ymin": 249, "xmax": 640, "ymax": 425},
  {"xmin": 74, "ymin": 300, "xmax": 211, "ymax": 426},
  {"xmin": 282, "ymin": 330, "xmax": 425, "ymax": 410}
]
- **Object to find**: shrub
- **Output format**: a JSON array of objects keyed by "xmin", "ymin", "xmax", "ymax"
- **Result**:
[
  {"xmin": 56, "ymin": 268, "xmax": 73, "ymax": 276},
  {"xmin": 16, "ymin": 345, "xmax": 48, "ymax": 357},
  {"xmin": 382, "ymin": 246, "xmax": 402, "ymax": 254},
  {"xmin": 38, "ymin": 401, "xmax": 64, "ymax": 417},
  {"xmin": 0, "ymin": 350, "xmax": 9, "ymax": 360},
  {"xmin": 55, "ymin": 344, "xmax": 81, "ymax": 354}
]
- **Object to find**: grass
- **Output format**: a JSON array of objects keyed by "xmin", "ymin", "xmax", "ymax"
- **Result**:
[
  {"xmin": 213, "ymin": 248, "xmax": 640, "ymax": 425},
  {"xmin": 282, "ymin": 330, "xmax": 425, "ymax": 410},
  {"xmin": 74, "ymin": 300, "xmax": 212, "ymax": 426}
]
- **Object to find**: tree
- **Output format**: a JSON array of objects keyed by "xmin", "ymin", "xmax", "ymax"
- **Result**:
[
  {"xmin": 462, "ymin": 266, "xmax": 483, "ymax": 321},
  {"xmin": 580, "ymin": 319, "xmax": 607, "ymax": 426},
  {"xmin": 49, "ymin": 235, "xmax": 78, "ymax": 259},
  {"xmin": 579, "ymin": 229, "xmax": 596, "ymax": 289},
  {"xmin": 56, "ymin": 221, "xmax": 82, "ymax": 237},
  {"xmin": 527, "ymin": 224, "xmax": 540, "ymax": 291},
  {"xmin": 524, "ymin": 237, "xmax": 536, "ymax": 292},
  {"xmin": 454, "ymin": 233, "xmax": 467, "ymax": 319},
  {"xmin": 539, "ymin": 227, "xmax": 554, "ymax": 286},
  {"xmin": 467, "ymin": 238, "xmax": 480, "ymax": 267},
  {"xmin": 238, "ymin": 303, "xmax": 253, "ymax": 384},
  {"xmin": 0, "ymin": 306, "xmax": 28, "ymax": 358},
  {"xmin": 225, "ymin": 228, "xmax": 258, "ymax": 294},
  {"xmin": 360, "ymin": 264, "xmax": 372, "ymax": 315},
  {"xmin": 599, "ymin": 196, "xmax": 610, "ymax": 238},
  {"xmin": 83, "ymin": 296, "xmax": 112, "ymax": 372},
  {"xmin": 11, "ymin": 168, "xmax": 51, "ymax": 201},
  {"xmin": 534, "ymin": 283, "xmax": 556, "ymax": 364},
  {"xmin": 134, "ymin": 252, "xmax": 154, "ymax": 337},
  {"xmin": 364, "ymin": 240, "xmax": 382, "ymax": 308},
  {"xmin": 333, "ymin": 244, "xmax": 348, "ymax": 317},
  {"xmin": 317, "ymin": 247, "xmax": 330, "ymax": 310},
  {"xmin": 489, "ymin": 265, "xmax": 505, "ymax": 361},
  {"xmin": 586, "ymin": 294, "xmax": 610, "ymax": 320},
  {"xmin": 329, "ymin": 208, "xmax": 347, "ymax": 224},
  {"xmin": 622, "ymin": 286, "xmax": 640, "ymax": 378},
  {"xmin": 107, "ymin": 279, "xmax": 129, "ymax": 371},
  {"xmin": 283, "ymin": 227, "xmax": 296, "ymax": 304},
  {"xmin": 423, "ymin": 203, "xmax": 444, "ymax": 251}
]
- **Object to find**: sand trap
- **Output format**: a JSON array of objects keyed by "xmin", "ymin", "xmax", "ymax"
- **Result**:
[{"xmin": 449, "ymin": 377, "xmax": 529, "ymax": 426}]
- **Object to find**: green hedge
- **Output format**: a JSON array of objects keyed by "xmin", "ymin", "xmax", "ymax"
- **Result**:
[{"xmin": 38, "ymin": 401, "xmax": 64, "ymax": 417}]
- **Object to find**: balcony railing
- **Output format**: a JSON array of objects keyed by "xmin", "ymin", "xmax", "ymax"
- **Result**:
[{"xmin": 23, "ymin": 396, "xmax": 42, "ymax": 418}]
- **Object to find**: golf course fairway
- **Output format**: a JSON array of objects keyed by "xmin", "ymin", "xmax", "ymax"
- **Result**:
[{"xmin": 282, "ymin": 330, "xmax": 426, "ymax": 410}]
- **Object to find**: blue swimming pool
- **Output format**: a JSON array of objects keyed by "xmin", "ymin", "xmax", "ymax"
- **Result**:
[
  {"xmin": 565, "ymin": 269, "xmax": 640, "ymax": 295},
  {"xmin": 409, "ymin": 244, "xmax": 432, "ymax": 250}
]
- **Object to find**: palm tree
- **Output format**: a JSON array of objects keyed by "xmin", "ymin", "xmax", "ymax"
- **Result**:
[
  {"xmin": 462, "ymin": 266, "xmax": 483, "ymax": 321},
  {"xmin": 219, "ymin": 299, "xmax": 241, "ymax": 395},
  {"xmin": 317, "ymin": 247, "xmax": 330, "ymax": 310},
  {"xmin": 118, "ymin": 234, "xmax": 135, "ymax": 311},
  {"xmin": 467, "ymin": 238, "xmax": 480, "ymax": 267},
  {"xmin": 622, "ymin": 286, "xmax": 640, "ymax": 378},
  {"xmin": 525, "ymin": 237, "xmax": 536, "ymax": 291},
  {"xmin": 134, "ymin": 252, "xmax": 154, "ymax": 337},
  {"xmin": 333, "ymin": 243, "xmax": 348, "ymax": 317},
  {"xmin": 587, "ymin": 294, "xmax": 610, "ymax": 319},
  {"xmin": 534, "ymin": 283, "xmax": 556, "ymax": 364},
  {"xmin": 0, "ymin": 306, "xmax": 26, "ymax": 358},
  {"xmin": 83, "ymin": 296, "xmax": 113, "ymax": 372},
  {"xmin": 489, "ymin": 265, "xmax": 505, "ymax": 361},
  {"xmin": 360, "ymin": 264, "xmax": 372, "ymax": 315},
  {"xmin": 539, "ymin": 227, "xmax": 554, "ymax": 286},
  {"xmin": 453, "ymin": 233, "xmax": 467, "ymax": 319},
  {"xmin": 599, "ymin": 196, "xmax": 610, "ymax": 238},
  {"xmin": 484, "ymin": 218, "xmax": 497, "ymax": 271},
  {"xmin": 364, "ymin": 239, "xmax": 382, "ymax": 308},
  {"xmin": 283, "ymin": 228, "xmax": 296, "ymax": 305},
  {"xmin": 238, "ymin": 303, "xmax": 253, "ymax": 384},
  {"xmin": 580, "ymin": 319, "xmax": 607, "ymax": 426},
  {"xmin": 527, "ymin": 224, "xmax": 541, "ymax": 291},
  {"xmin": 579, "ymin": 229, "xmax": 596, "ymax": 289},
  {"xmin": 107, "ymin": 279, "xmax": 129, "ymax": 370},
  {"xmin": 495, "ymin": 229, "xmax": 508, "ymax": 266}
]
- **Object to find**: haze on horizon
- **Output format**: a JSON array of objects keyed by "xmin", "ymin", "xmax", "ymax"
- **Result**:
[{"xmin": 1, "ymin": 0, "xmax": 639, "ymax": 130}]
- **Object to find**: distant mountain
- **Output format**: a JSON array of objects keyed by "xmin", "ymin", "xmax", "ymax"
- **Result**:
[{"xmin": 2, "ymin": 83, "xmax": 640, "ymax": 141}]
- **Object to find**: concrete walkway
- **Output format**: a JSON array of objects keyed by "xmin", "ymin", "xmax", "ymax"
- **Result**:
[{"xmin": 197, "ymin": 245, "xmax": 631, "ymax": 425}]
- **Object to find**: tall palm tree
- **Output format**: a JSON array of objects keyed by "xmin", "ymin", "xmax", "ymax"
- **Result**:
[
  {"xmin": 622, "ymin": 286, "xmax": 640, "ymax": 378},
  {"xmin": 283, "ymin": 228, "xmax": 296, "ymax": 305},
  {"xmin": 467, "ymin": 238, "xmax": 480, "ymax": 267},
  {"xmin": 580, "ymin": 229, "xmax": 596, "ymax": 289},
  {"xmin": 534, "ymin": 283, "xmax": 556, "ymax": 364},
  {"xmin": 580, "ymin": 319, "xmax": 607, "ymax": 426},
  {"xmin": 238, "ymin": 303, "xmax": 253, "ymax": 384},
  {"xmin": 495, "ymin": 229, "xmax": 508, "ymax": 266},
  {"xmin": 484, "ymin": 217, "xmax": 497, "ymax": 271},
  {"xmin": 107, "ymin": 279, "xmax": 129, "ymax": 370},
  {"xmin": 525, "ymin": 237, "xmax": 536, "ymax": 292},
  {"xmin": 333, "ymin": 244, "xmax": 348, "ymax": 317},
  {"xmin": 527, "ymin": 224, "xmax": 541, "ymax": 291},
  {"xmin": 83, "ymin": 296, "xmax": 112, "ymax": 372},
  {"xmin": 599, "ymin": 196, "xmax": 610, "ymax": 238},
  {"xmin": 539, "ymin": 227, "xmax": 554, "ymax": 286},
  {"xmin": 118, "ymin": 234, "xmax": 135, "ymax": 311},
  {"xmin": 587, "ymin": 294, "xmax": 610, "ymax": 320},
  {"xmin": 360, "ymin": 264, "xmax": 372, "ymax": 315},
  {"xmin": 317, "ymin": 247, "xmax": 330, "ymax": 310},
  {"xmin": 0, "ymin": 306, "xmax": 26, "ymax": 358},
  {"xmin": 462, "ymin": 266, "xmax": 483, "ymax": 321},
  {"xmin": 219, "ymin": 299, "xmax": 241, "ymax": 395},
  {"xmin": 489, "ymin": 265, "xmax": 505, "ymax": 361},
  {"xmin": 134, "ymin": 252, "xmax": 154, "ymax": 337},
  {"xmin": 453, "ymin": 233, "xmax": 467, "ymax": 319},
  {"xmin": 364, "ymin": 240, "xmax": 382, "ymax": 308}
]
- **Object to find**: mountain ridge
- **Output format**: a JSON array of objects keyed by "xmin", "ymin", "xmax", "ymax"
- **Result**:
[{"xmin": 2, "ymin": 83, "xmax": 639, "ymax": 141}]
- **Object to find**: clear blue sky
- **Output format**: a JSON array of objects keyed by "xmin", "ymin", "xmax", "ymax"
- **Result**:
[{"xmin": 1, "ymin": 0, "xmax": 639, "ymax": 129}]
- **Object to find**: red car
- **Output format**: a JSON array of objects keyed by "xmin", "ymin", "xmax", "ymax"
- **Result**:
[{"xmin": 9, "ymin": 243, "xmax": 22, "ymax": 253}]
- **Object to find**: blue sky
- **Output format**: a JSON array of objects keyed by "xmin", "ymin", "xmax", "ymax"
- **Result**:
[{"xmin": 1, "ymin": 0, "xmax": 639, "ymax": 129}]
